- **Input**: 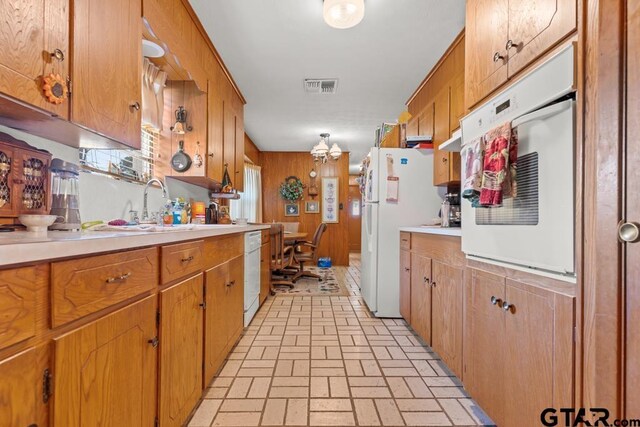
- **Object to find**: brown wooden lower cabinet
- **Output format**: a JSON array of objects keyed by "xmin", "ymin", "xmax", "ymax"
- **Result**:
[
  {"xmin": 260, "ymin": 242, "xmax": 271, "ymax": 305},
  {"xmin": 464, "ymin": 268, "xmax": 575, "ymax": 427},
  {"xmin": 203, "ymin": 255, "xmax": 244, "ymax": 387},
  {"xmin": 53, "ymin": 296, "xmax": 158, "ymax": 427},
  {"xmin": 399, "ymin": 249, "xmax": 411, "ymax": 321},
  {"xmin": 431, "ymin": 261, "xmax": 464, "ymax": 378},
  {"xmin": 410, "ymin": 252, "xmax": 432, "ymax": 345},
  {"xmin": 159, "ymin": 274, "xmax": 204, "ymax": 427}
]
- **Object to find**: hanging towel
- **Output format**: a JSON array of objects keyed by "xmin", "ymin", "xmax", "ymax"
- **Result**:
[
  {"xmin": 479, "ymin": 123, "xmax": 512, "ymax": 207},
  {"xmin": 505, "ymin": 127, "xmax": 518, "ymax": 199},
  {"xmin": 460, "ymin": 136, "xmax": 484, "ymax": 207}
]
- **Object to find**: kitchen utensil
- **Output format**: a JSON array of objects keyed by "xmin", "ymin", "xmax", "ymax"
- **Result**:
[
  {"xmin": 171, "ymin": 140, "xmax": 192, "ymax": 172},
  {"xmin": 18, "ymin": 214, "xmax": 61, "ymax": 233},
  {"xmin": 49, "ymin": 158, "xmax": 82, "ymax": 230}
]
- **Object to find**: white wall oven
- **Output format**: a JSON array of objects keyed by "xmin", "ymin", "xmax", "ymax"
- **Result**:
[{"xmin": 461, "ymin": 45, "xmax": 576, "ymax": 281}]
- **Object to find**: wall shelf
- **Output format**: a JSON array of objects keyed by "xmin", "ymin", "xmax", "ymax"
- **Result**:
[{"xmin": 438, "ymin": 129, "xmax": 462, "ymax": 152}]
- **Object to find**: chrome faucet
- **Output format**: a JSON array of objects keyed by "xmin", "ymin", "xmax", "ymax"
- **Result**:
[{"xmin": 142, "ymin": 178, "xmax": 168, "ymax": 222}]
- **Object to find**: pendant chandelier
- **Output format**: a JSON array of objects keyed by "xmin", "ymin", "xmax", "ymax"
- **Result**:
[{"xmin": 311, "ymin": 133, "xmax": 342, "ymax": 163}]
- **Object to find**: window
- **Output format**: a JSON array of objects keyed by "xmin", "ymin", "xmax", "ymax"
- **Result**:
[
  {"xmin": 79, "ymin": 126, "xmax": 157, "ymax": 184},
  {"xmin": 230, "ymin": 163, "xmax": 262, "ymax": 222}
]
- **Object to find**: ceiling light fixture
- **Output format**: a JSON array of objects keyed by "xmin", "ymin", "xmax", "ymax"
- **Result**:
[
  {"xmin": 311, "ymin": 133, "xmax": 342, "ymax": 163},
  {"xmin": 323, "ymin": 0, "xmax": 365, "ymax": 29}
]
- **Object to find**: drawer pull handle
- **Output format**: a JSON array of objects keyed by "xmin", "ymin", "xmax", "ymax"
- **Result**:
[
  {"xmin": 225, "ymin": 280, "xmax": 236, "ymax": 287},
  {"xmin": 199, "ymin": 302, "xmax": 206, "ymax": 309},
  {"xmin": 130, "ymin": 101, "xmax": 141, "ymax": 111},
  {"xmin": 51, "ymin": 48, "xmax": 65, "ymax": 62},
  {"xmin": 181, "ymin": 255, "xmax": 194, "ymax": 263},
  {"xmin": 106, "ymin": 272, "xmax": 131, "ymax": 283},
  {"xmin": 493, "ymin": 52, "xmax": 504, "ymax": 62},
  {"xmin": 431, "ymin": 281, "xmax": 436, "ymax": 288},
  {"xmin": 423, "ymin": 276, "xmax": 430, "ymax": 285},
  {"xmin": 148, "ymin": 337, "xmax": 159, "ymax": 348},
  {"xmin": 404, "ymin": 267, "xmax": 410, "ymax": 272},
  {"xmin": 490, "ymin": 296, "xmax": 501, "ymax": 306},
  {"xmin": 502, "ymin": 301, "xmax": 513, "ymax": 312}
]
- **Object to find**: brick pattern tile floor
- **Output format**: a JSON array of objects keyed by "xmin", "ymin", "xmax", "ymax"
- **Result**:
[{"xmin": 189, "ymin": 253, "xmax": 494, "ymax": 427}]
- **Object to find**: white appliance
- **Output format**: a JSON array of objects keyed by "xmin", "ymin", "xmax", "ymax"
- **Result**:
[
  {"xmin": 361, "ymin": 147, "xmax": 443, "ymax": 317},
  {"xmin": 460, "ymin": 45, "xmax": 576, "ymax": 281},
  {"xmin": 244, "ymin": 231, "xmax": 262, "ymax": 326}
]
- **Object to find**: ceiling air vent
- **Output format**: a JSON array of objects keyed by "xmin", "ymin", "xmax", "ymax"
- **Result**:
[{"xmin": 304, "ymin": 79, "xmax": 338, "ymax": 94}]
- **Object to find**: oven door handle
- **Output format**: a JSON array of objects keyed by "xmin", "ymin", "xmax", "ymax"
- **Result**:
[{"xmin": 511, "ymin": 98, "xmax": 574, "ymax": 128}]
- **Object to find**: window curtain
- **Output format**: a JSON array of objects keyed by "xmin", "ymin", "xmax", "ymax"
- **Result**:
[
  {"xmin": 141, "ymin": 58, "xmax": 167, "ymax": 131},
  {"xmin": 230, "ymin": 163, "xmax": 262, "ymax": 223}
]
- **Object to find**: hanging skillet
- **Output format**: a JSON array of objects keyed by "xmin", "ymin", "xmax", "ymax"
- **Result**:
[{"xmin": 171, "ymin": 140, "xmax": 192, "ymax": 172}]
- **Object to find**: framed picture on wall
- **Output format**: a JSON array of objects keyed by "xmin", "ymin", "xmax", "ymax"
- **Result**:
[
  {"xmin": 305, "ymin": 201, "xmax": 319, "ymax": 213},
  {"xmin": 321, "ymin": 177, "xmax": 339, "ymax": 223},
  {"xmin": 284, "ymin": 203, "xmax": 299, "ymax": 217}
]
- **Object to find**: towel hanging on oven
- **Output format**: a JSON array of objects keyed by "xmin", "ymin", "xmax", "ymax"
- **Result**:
[{"xmin": 478, "ymin": 122, "xmax": 518, "ymax": 207}]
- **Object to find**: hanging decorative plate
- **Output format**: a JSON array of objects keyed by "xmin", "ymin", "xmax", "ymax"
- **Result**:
[{"xmin": 42, "ymin": 73, "xmax": 68, "ymax": 105}]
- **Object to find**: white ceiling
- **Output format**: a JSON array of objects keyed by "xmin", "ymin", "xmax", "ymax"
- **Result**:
[{"xmin": 189, "ymin": 0, "xmax": 466, "ymax": 174}]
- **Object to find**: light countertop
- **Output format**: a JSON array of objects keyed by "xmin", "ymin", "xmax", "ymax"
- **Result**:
[
  {"xmin": 0, "ymin": 224, "xmax": 270, "ymax": 267},
  {"xmin": 399, "ymin": 226, "xmax": 462, "ymax": 237}
]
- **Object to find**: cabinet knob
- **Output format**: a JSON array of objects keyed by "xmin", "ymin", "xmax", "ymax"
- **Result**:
[
  {"xmin": 404, "ymin": 267, "xmax": 410, "ymax": 272},
  {"xmin": 506, "ymin": 39, "xmax": 518, "ymax": 50},
  {"xmin": 148, "ymin": 337, "xmax": 159, "ymax": 348},
  {"xmin": 130, "ymin": 101, "xmax": 141, "ymax": 111},
  {"xmin": 493, "ymin": 52, "xmax": 504, "ymax": 63},
  {"xmin": 442, "ymin": 157, "xmax": 448, "ymax": 163},
  {"xmin": 490, "ymin": 296, "xmax": 501, "ymax": 305},
  {"xmin": 51, "ymin": 48, "xmax": 65, "ymax": 62},
  {"xmin": 423, "ymin": 276, "xmax": 430, "ymax": 285},
  {"xmin": 502, "ymin": 301, "xmax": 513, "ymax": 312},
  {"xmin": 431, "ymin": 281, "xmax": 437, "ymax": 288},
  {"xmin": 208, "ymin": 153, "xmax": 214, "ymax": 158},
  {"xmin": 618, "ymin": 221, "xmax": 640, "ymax": 243},
  {"xmin": 199, "ymin": 302, "xmax": 206, "ymax": 309}
]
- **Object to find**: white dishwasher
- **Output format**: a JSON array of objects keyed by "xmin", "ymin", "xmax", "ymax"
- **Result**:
[{"xmin": 244, "ymin": 231, "xmax": 262, "ymax": 326}]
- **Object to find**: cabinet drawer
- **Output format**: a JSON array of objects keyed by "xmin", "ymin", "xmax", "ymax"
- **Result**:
[
  {"xmin": 51, "ymin": 248, "xmax": 158, "ymax": 327},
  {"xmin": 400, "ymin": 232, "xmax": 411, "ymax": 250},
  {"xmin": 0, "ymin": 266, "xmax": 45, "ymax": 350},
  {"xmin": 162, "ymin": 240, "xmax": 204, "ymax": 284},
  {"xmin": 203, "ymin": 235, "xmax": 243, "ymax": 269}
]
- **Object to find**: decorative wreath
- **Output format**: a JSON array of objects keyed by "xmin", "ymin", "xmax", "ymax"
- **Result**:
[
  {"xmin": 42, "ymin": 73, "xmax": 68, "ymax": 105},
  {"xmin": 279, "ymin": 176, "xmax": 304, "ymax": 202}
]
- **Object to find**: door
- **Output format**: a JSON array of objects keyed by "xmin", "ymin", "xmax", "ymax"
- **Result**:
[
  {"xmin": 348, "ymin": 184, "xmax": 362, "ymax": 252},
  {"xmin": 0, "ymin": 145, "xmax": 16, "ymax": 216},
  {"xmin": 204, "ymin": 262, "xmax": 229, "ymax": 385},
  {"xmin": 503, "ymin": 283, "xmax": 554, "ymax": 426},
  {"xmin": 399, "ymin": 249, "xmax": 411, "ymax": 321},
  {"xmin": 431, "ymin": 261, "xmax": 464, "ymax": 378},
  {"xmin": 465, "ymin": 269, "xmax": 505, "ymax": 426},
  {"xmin": 465, "ymin": 0, "xmax": 509, "ymax": 108},
  {"xmin": 0, "ymin": 347, "xmax": 41, "ymax": 426},
  {"xmin": 159, "ymin": 274, "xmax": 204, "ymax": 427},
  {"xmin": 235, "ymin": 106, "xmax": 245, "ymax": 192},
  {"xmin": 223, "ymin": 100, "xmax": 236, "ymax": 184},
  {"xmin": 433, "ymin": 87, "xmax": 452, "ymax": 186},
  {"xmin": 506, "ymin": 0, "xmax": 577, "ymax": 76},
  {"xmin": 417, "ymin": 103, "xmax": 434, "ymax": 138},
  {"xmin": 54, "ymin": 296, "xmax": 157, "ymax": 427},
  {"xmin": 207, "ymin": 80, "xmax": 224, "ymax": 182},
  {"xmin": 625, "ymin": 0, "xmax": 640, "ymax": 416},
  {"xmin": 15, "ymin": 150, "xmax": 50, "ymax": 215},
  {"xmin": 71, "ymin": 0, "xmax": 141, "ymax": 148},
  {"xmin": 0, "ymin": 0, "xmax": 69, "ymax": 118},
  {"xmin": 227, "ymin": 255, "xmax": 244, "ymax": 344},
  {"xmin": 410, "ymin": 253, "xmax": 432, "ymax": 344}
]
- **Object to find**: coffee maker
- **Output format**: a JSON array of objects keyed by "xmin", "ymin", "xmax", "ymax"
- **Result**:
[
  {"xmin": 445, "ymin": 193, "xmax": 461, "ymax": 227},
  {"xmin": 49, "ymin": 159, "xmax": 81, "ymax": 230}
]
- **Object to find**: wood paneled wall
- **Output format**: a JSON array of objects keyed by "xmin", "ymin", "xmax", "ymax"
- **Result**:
[
  {"xmin": 244, "ymin": 134, "xmax": 261, "ymax": 165},
  {"xmin": 261, "ymin": 152, "xmax": 351, "ymax": 266}
]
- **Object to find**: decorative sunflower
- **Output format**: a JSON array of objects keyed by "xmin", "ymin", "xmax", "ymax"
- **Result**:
[{"xmin": 42, "ymin": 73, "xmax": 68, "ymax": 105}]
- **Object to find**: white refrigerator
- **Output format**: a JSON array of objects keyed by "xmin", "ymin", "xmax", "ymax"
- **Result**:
[{"xmin": 361, "ymin": 147, "xmax": 443, "ymax": 318}]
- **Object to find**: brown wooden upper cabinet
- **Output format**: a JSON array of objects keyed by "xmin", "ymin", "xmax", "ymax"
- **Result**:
[
  {"xmin": 71, "ymin": 0, "xmax": 142, "ymax": 148},
  {"xmin": 465, "ymin": 0, "xmax": 577, "ymax": 109},
  {"xmin": 0, "ymin": 0, "xmax": 70, "ymax": 119}
]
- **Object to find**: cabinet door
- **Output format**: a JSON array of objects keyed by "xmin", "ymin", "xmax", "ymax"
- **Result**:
[
  {"xmin": 223, "ymin": 99, "xmax": 236, "ymax": 184},
  {"xmin": 465, "ymin": 0, "xmax": 509, "ymax": 108},
  {"xmin": 204, "ymin": 262, "xmax": 229, "ymax": 386},
  {"xmin": 71, "ymin": 0, "xmax": 142, "ymax": 148},
  {"xmin": 417, "ymin": 103, "xmax": 434, "ymax": 138},
  {"xmin": 506, "ymin": 0, "xmax": 576, "ymax": 76},
  {"xmin": 54, "ymin": 296, "xmax": 157, "ymax": 427},
  {"xmin": 410, "ymin": 253, "xmax": 432, "ymax": 344},
  {"xmin": 449, "ymin": 72, "xmax": 465, "ymax": 133},
  {"xmin": 227, "ymin": 255, "xmax": 244, "ymax": 344},
  {"xmin": 0, "ymin": 0, "xmax": 69, "ymax": 118},
  {"xmin": 235, "ymin": 108, "xmax": 245, "ymax": 192},
  {"xmin": 465, "ymin": 269, "xmax": 506, "ymax": 426},
  {"xmin": 14, "ymin": 150, "xmax": 50, "ymax": 215},
  {"xmin": 433, "ymin": 87, "xmax": 452, "ymax": 186},
  {"xmin": 399, "ymin": 249, "xmax": 411, "ymax": 321},
  {"xmin": 159, "ymin": 274, "xmax": 204, "ymax": 427},
  {"xmin": 0, "ymin": 347, "xmax": 41, "ymax": 426},
  {"xmin": 207, "ymin": 80, "xmax": 224, "ymax": 182},
  {"xmin": 503, "ymin": 283, "xmax": 555, "ymax": 426},
  {"xmin": 406, "ymin": 116, "xmax": 419, "ymax": 138},
  {"xmin": 0, "ymin": 146, "xmax": 16, "ymax": 218},
  {"xmin": 260, "ymin": 243, "xmax": 270, "ymax": 305},
  {"xmin": 431, "ymin": 262, "xmax": 464, "ymax": 378}
]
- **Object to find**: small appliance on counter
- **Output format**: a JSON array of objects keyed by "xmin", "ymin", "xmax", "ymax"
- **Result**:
[
  {"xmin": 49, "ymin": 159, "xmax": 81, "ymax": 231},
  {"xmin": 445, "ymin": 193, "xmax": 461, "ymax": 227}
]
